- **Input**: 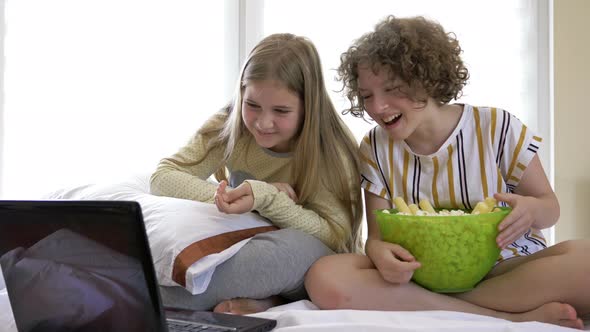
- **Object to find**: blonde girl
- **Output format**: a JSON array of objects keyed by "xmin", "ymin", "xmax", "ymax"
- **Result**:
[{"xmin": 151, "ymin": 33, "xmax": 362, "ymax": 314}]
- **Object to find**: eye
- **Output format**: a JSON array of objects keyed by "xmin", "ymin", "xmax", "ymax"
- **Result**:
[
  {"xmin": 387, "ymin": 86, "xmax": 405, "ymax": 96},
  {"xmin": 360, "ymin": 94, "xmax": 372, "ymax": 100},
  {"xmin": 274, "ymin": 108, "xmax": 290, "ymax": 114},
  {"xmin": 245, "ymin": 101, "xmax": 260, "ymax": 109}
]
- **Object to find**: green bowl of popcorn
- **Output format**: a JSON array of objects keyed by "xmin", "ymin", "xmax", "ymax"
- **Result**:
[{"xmin": 375, "ymin": 207, "xmax": 510, "ymax": 293}]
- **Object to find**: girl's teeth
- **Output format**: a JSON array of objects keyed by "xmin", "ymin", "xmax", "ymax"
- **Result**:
[{"xmin": 384, "ymin": 114, "xmax": 400, "ymax": 123}]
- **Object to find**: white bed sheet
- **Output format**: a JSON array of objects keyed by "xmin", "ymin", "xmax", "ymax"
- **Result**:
[
  {"xmin": 1, "ymin": 280, "xmax": 588, "ymax": 331},
  {"xmin": 253, "ymin": 300, "xmax": 587, "ymax": 332}
]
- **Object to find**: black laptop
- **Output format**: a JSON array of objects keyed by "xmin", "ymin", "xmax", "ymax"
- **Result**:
[{"xmin": 0, "ymin": 200, "xmax": 277, "ymax": 332}]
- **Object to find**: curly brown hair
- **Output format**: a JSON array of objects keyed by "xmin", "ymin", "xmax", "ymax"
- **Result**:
[{"xmin": 338, "ymin": 15, "xmax": 469, "ymax": 118}]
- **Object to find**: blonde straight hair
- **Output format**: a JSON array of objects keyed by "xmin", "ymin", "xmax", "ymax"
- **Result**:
[{"xmin": 200, "ymin": 34, "xmax": 363, "ymax": 253}]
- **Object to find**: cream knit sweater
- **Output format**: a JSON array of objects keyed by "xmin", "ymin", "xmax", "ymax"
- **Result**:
[{"xmin": 150, "ymin": 131, "xmax": 352, "ymax": 252}]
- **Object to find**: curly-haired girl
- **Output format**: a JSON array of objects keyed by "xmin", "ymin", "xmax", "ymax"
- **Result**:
[{"xmin": 305, "ymin": 15, "xmax": 589, "ymax": 329}]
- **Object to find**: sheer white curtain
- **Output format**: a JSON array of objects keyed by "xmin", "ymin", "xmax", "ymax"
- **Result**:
[{"xmin": 1, "ymin": 0, "xmax": 229, "ymax": 198}]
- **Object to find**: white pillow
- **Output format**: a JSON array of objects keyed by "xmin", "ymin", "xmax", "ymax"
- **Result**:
[{"xmin": 44, "ymin": 174, "xmax": 276, "ymax": 295}]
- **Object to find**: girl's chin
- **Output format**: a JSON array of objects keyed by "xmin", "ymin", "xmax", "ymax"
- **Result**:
[
  {"xmin": 382, "ymin": 120, "xmax": 409, "ymax": 139},
  {"xmin": 255, "ymin": 139, "xmax": 273, "ymax": 148},
  {"xmin": 384, "ymin": 127, "xmax": 408, "ymax": 140},
  {"xmin": 255, "ymin": 138, "xmax": 282, "ymax": 151}
]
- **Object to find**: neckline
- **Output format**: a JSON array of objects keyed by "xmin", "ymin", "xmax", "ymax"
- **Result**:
[
  {"xmin": 400, "ymin": 103, "xmax": 469, "ymax": 158},
  {"xmin": 260, "ymin": 146, "xmax": 293, "ymax": 158}
]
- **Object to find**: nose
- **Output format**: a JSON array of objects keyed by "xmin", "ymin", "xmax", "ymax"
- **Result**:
[
  {"xmin": 370, "ymin": 95, "xmax": 389, "ymax": 114},
  {"xmin": 256, "ymin": 111, "xmax": 274, "ymax": 130}
]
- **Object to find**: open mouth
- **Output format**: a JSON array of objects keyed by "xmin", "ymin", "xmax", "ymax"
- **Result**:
[{"xmin": 383, "ymin": 114, "xmax": 402, "ymax": 126}]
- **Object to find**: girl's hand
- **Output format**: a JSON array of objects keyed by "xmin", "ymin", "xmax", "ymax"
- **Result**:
[
  {"xmin": 365, "ymin": 238, "xmax": 421, "ymax": 284},
  {"xmin": 270, "ymin": 182, "xmax": 298, "ymax": 202},
  {"xmin": 214, "ymin": 180, "xmax": 254, "ymax": 214},
  {"xmin": 494, "ymin": 192, "xmax": 536, "ymax": 248}
]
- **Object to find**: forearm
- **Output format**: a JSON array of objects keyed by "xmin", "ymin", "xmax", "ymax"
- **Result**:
[
  {"xmin": 246, "ymin": 180, "xmax": 349, "ymax": 252},
  {"xmin": 364, "ymin": 237, "xmax": 382, "ymax": 261},
  {"xmin": 531, "ymin": 192, "xmax": 560, "ymax": 229},
  {"xmin": 363, "ymin": 190, "xmax": 390, "ymax": 255},
  {"xmin": 150, "ymin": 166, "xmax": 218, "ymax": 203}
]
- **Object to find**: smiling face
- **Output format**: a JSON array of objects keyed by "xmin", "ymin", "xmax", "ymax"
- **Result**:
[
  {"xmin": 241, "ymin": 79, "xmax": 304, "ymax": 153},
  {"xmin": 357, "ymin": 65, "xmax": 427, "ymax": 141}
]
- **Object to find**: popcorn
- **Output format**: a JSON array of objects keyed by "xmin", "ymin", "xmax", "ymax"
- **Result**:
[{"xmin": 388, "ymin": 197, "xmax": 498, "ymax": 216}]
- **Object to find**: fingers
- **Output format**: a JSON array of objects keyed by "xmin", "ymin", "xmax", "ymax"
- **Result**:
[
  {"xmin": 214, "ymin": 180, "xmax": 228, "ymax": 205},
  {"xmin": 494, "ymin": 192, "xmax": 516, "ymax": 206},
  {"xmin": 380, "ymin": 256, "xmax": 421, "ymax": 284},
  {"xmin": 215, "ymin": 182, "xmax": 255, "ymax": 214},
  {"xmin": 215, "ymin": 193, "xmax": 251, "ymax": 214},
  {"xmin": 387, "ymin": 244, "xmax": 422, "ymax": 271},
  {"xmin": 387, "ymin": 243, "xmax": 417, "ymax": 263},
  {"xmin": 496, "ymin": 207, "xmax": 533, "ymax": 248},
  {"xmin": 497, "ymin": 217, "xmax": 531, "ymax": 249},
  {"xmin": 498, "ymin": 207, "xmax": 520, "ymax": 232},
  {"xmin": 494, "ymin": 192, "xmax": 524, "ymax": 248},
  {"xmin": 284, "ymin": 185, "xmax": 298, "ymax": 202},
  {"xmin": 224, "ymin": 182, "xmax": 253, "ymax": 202},
  {"xmin": 214, "ymin": 181, "xmax": 231, "ymax": 212},
  {"xmin": 370, "ymin": 241, "xmax": 421, "ymax": 284}
]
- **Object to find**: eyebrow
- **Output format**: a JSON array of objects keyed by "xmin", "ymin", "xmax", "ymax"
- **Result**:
[
  {"xmin": 358, "ymin": 82, "xmax": 400, "ymax": 92},
  {"xmin": 244, "ymin": 98, "xmax": 293, "ymax": 110},
  {"xmin": 244, "ymin": 98, "xmax": 259, "ymax": 105}
]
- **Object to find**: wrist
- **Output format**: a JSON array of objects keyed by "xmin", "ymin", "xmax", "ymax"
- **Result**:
[{"xmin": 365, "ymin": 238, "xmax": 380, "ymax": 258}]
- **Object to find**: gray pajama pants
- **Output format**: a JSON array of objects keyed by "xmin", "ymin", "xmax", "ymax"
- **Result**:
[{"xmin": 159, "ymin": 228, "xmax": 334, "ymax": 311}]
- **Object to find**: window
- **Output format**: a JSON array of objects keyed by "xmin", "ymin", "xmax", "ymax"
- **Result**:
[
  {"xmin": 0, "ymin": 1, "xmax": 552, "ymax": 246},
  {"xmin": 2, "ymin": 0, "xmax": 227, "ymax": 197}
]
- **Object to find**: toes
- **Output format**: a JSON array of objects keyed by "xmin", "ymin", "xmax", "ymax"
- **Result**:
[
  {"xmin": 213, "ymin": 300, "xmax": 232, "ymax": 313},
  {"xmin": 557, "ymin": 303, "xmax": 578, "ymax": 321},
  {"xmin": 558, "ymin": 318, "xmax": 584, "ymax": 330}
]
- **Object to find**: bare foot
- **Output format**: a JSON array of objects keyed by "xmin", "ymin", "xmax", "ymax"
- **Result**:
[
  {"xmin": 504, "ymin": 302, "xmax": 584, "ymax": 330},
  {"xmin": 213, "ymin": 296, "xmax": 285, "ymax": 315}
]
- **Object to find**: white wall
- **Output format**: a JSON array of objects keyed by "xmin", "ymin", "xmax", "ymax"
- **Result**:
[
  {"xmin": 0, "ymin": 0, "xmax": 5, "ymax": 197},
  {"xmin": 554, "ymin": 0, "xmax": 590, "ymax": 241}
]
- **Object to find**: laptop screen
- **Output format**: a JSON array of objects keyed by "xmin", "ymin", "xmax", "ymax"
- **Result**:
[{"xmin": 0, "ymin": 201, "xmax": 167, "ymax": 332}]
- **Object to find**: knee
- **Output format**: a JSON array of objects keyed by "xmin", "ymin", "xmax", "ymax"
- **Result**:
[
  {"xmin": 559, "ymin": 239, "xmax": 590, "ymax": 256},
  {"xmin": 304, "ymin": 255, "xmax": 354, "ymax": 310},
  {"xmin": 558, "ymin": 239, "xmax": 590, "ymax": 279},
  {"xmin": 274, "ymin": 228, "xmax": 335, "ymax": 262},
  {"xmin": 571, "ymin": 239, "xmax": 590, "ymax": 269}
]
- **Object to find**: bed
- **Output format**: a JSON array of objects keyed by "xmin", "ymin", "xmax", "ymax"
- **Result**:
[
  {"xmin": 1, "ymin": 175, "xmax": 587, "ymax": 331},
  {"xmin": 0, "ymin": 291, "xmax": 586, "ymax": 331}
]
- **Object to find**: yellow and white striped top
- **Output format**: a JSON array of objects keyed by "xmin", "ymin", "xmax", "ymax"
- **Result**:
[{"xmin": 360, "ymin": 104, "xmax": 546, "ymax": 261}]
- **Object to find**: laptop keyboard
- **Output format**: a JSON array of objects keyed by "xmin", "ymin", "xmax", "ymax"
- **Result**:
[{"xmin": 167, "ymin": 319, "xmax": 236, "ymax": 332}]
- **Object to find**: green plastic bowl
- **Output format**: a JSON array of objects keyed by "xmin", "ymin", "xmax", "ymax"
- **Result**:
[{"xmin": 375, "ymin": 207, "xmax": 510, "ymax": 293}]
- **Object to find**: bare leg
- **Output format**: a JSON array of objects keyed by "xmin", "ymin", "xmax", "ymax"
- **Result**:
[
  {"xmin": 305, "ymin": 253, "xmax": 584, "ymax": 329},
  {"xmin": 453, "ymin": 240, "xmax": 590, "ymax": 317},
  {"xmin": 213, "ymin": 296, "xmax": 285, "ymax": 315}
]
